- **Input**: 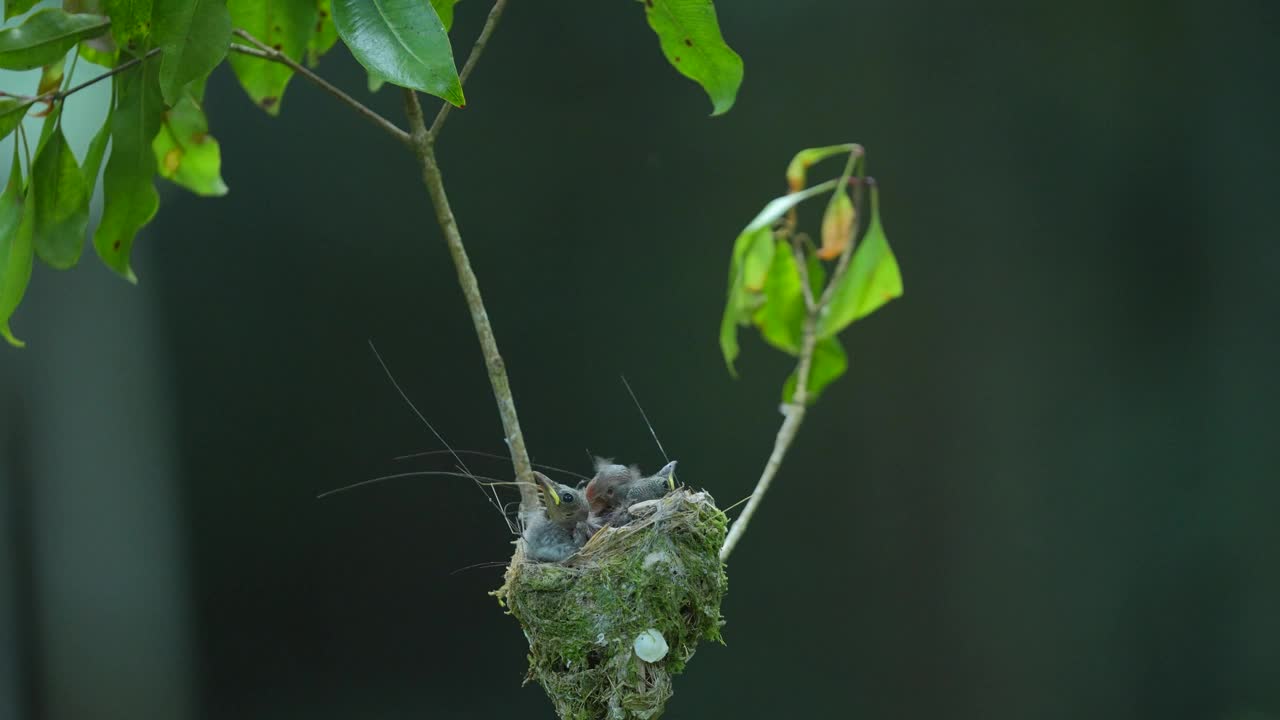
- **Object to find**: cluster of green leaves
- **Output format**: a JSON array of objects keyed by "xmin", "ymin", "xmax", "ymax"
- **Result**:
[
  {"xmin": 0, "ymin": 0, "xmax": 741, "ymax": 346},
  {"xmin": 720, "ymin": 145, "xmax": 903, "ymax": 403}
]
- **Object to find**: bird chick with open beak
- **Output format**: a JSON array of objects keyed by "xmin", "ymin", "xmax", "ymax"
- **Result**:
[
  {"xmin": 586, "ymin": 459, "xmax": 678, "ymax": 527},
  {"xmin": 522, "ymin": 471, "xmax": 592, "ymax": 562}
]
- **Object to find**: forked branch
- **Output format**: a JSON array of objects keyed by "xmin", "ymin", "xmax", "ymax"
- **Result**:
[{"xmin": 230, "ymin": 2, "xmax": 535, "ymax": 511}]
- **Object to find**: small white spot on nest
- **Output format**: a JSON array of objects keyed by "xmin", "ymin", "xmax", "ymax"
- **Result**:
[
  {"xmin": 633, "ymin": 628, "xmax": 669, "ymax": 663},
  {"xmin": 643, "ymin": 551, "xmax": 669, "ymax": 568},
  {"xmin": 596, "ymin": 632, "xmax": 607, "ymax": 646}
]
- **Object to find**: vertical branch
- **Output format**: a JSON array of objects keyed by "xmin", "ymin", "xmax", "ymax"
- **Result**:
[
  {"xmin": 399, "ymin": 0, "xmax": 536, "ymax": 511},
  {"xmin": 402, "ymin": 90, "xmax": 538, "ymax": 512}
]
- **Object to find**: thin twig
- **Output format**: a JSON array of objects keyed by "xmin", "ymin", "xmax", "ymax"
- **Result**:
[
  {"xmin": 4, "ymin": 47, "xmax": 160, "ymax": 113},
  {"xmin": 426, "ymin": 0, "xmax": 508, "ymax": 144},
  {"xmin": 229, "ymin": 32, "xmax": 410, "ymax": 145},
  {"xmin": 721, "ymin": 316, "xmax": 816, "ymax": 561},
  {"xmin": 402, "ymin": 85, "xmax": 538, "ymax": 512},
  {"xmin": 720, "ymin": 148, "xmax": 871, "ymax": 563}
]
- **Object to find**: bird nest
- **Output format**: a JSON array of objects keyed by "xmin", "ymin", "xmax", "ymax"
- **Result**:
[{"xmin": 494, "ymin": 488, "xmax": 728, "ymax": 720}]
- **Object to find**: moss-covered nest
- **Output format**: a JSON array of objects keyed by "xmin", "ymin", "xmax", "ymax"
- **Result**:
[{"xmin": 494, "ymin": 488, "xmax": 728, "ymax": 720}]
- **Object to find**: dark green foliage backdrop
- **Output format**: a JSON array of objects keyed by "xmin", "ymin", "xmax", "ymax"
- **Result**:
[{"xmin": 2, "ymin": 1, "xmax": 1278, "ymax": 719}]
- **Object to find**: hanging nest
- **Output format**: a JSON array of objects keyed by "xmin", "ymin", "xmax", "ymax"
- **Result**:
[{"xmin": 494, "ymin": 488, "xmax": 728, "ymax": 720}]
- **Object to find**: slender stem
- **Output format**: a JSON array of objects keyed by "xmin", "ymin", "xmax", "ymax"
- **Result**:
[
  {"xmin": 5, "ymin": 47, "xmax": 160, "ymax": 112},
  {"xmin": 427, "ymin": 0, "xmax": 508, "ymax": 144},
  {"xmin": 229, "ymin": 32, "xmax": 410, "ymax": 145},
  {"xmin": 721, "ymin": 314, "xmax": 817, "ymax": 562},
  {"xmin": 402, "ymin": 88, "xmax": 538, "ymax": 512}
]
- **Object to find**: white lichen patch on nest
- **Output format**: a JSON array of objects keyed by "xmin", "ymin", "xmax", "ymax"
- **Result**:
[{"xmin": 494, "ymin": 489, "xmax": 728, "ymax": 720}]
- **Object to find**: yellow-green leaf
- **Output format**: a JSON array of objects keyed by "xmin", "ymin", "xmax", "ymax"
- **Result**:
[
  {"xmin": 306, "ymin": 0, "xmax": 337, "ymax": 66},
  {"xmin": 817, "ymin": 186, "xmax": 903, "ymax": 338},
  {"xmin": 642, "ymin": 0, "xmax": 743, "ymax": 116},
  {"xmin": 152, "ymin": 95, "xmax": 227, "ymax": 196}
]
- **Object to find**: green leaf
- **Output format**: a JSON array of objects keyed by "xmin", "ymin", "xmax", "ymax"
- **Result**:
[
  {"xmin": 31, "ymin": 115, "xmax": 90, "ymax": 268},
  {"xmin": 64, "ymin": 0, "xmax": 118, "ymax": 66},
  {"xmin": 5, "ymin": 0, "xmax": 40, "ymax": 21},
  {"xmin": 332, "ymin": 0, "xmax": 464, "ymax": 106},
  {"xmin": 94, "ymin": 58, "xmax": 163, "ymax": 282},
  {"xmin": 154, "ymin": 0, "xmax": 232, "ymax": 105},
  {"xmin": 153, "ymin": 95, "xmax": 227, "ymax": 196},
  {"xmin": 641, "ymin": 0, "xmax": 743, "ymax": 116},
  {"xmin": 817, "ymin": 186, "xmax": 903, "ymax": 338},
  {"xmin": 0, "ymin": 8, "xmax": 111, "ymax": 70},
  {"xmin": 103, "ymin": 0, "xmax": 154, "ymax": 49},
  {"xmin": 431, "ymin": 0, "xmax": 458, "ymax": 30},
  {"xmin": 718, "ymin": 225, "xmax": 772, "ymax": 375},
  {"xmin": 0, "ymin": 99, "xmax": 31, "ymax": 142},
  {"xmin": 227, "ymin": 0, "xmax": 315, "ymax": 114},
  {"xmin": 754, "ymin": 241, "xmax": 824, "ymax": 355},
  {"xmin": 785, "ymin": 144, "xmax": 856, "ymax": 192},
  {"xmin": 0, "ymin": 152, "xmax": 34, "ymax": 347},
  {"xmin": 81, "ymin": 100, "xmax": 112, "ymax": 196},
  {"xmin": 366, "ymin": 68, "xmax": 385, "ymax": 93},
  {"xmin": 306, "ymin": 0, "xmax": 338, "ymax": 66},
  {"xmin": 781, "ymin": 337, "xmax": 847, "ymax": 405}
]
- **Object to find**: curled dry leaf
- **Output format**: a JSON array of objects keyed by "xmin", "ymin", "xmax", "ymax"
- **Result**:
[{"xmin": 818, "ymin": 188, "xmax": 854, "ymax": 260}]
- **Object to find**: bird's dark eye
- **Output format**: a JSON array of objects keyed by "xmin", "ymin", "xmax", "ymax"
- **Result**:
[
  {"xmin": 562, "ymin": 492, "xmax": 575, "ymax": 503},
  {"xmin": 606, "ymin": 487, "xmax": 615, "ymax": 496}
]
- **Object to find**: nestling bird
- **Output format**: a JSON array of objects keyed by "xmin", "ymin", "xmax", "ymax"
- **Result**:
[
  {"xmin": 586, "ymin": 459, "xmax": 678, "ymax": 527},
  {"xmin": 522, "ymin": 472, "xmax": 592, "ymax": 562}
]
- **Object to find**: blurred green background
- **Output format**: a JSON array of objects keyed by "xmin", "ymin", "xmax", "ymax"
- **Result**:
[{"xmin": 2, "ymin": 1, "xmax": 1278, "ymax": 719}]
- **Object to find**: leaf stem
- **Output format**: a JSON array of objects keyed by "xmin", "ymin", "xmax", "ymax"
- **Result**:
[
  {"xmin": 402, "ymin": 87, "xmax": 539, "ymax": 512},
  {"xmin": 228, "ymin": 31, "xmax": 411, "ymax": 145},
  {"xmin": 720, "ymin": 152, "xmax": 873, "ymax": 563},
  {"xmin": 426, "ymin": 0, "xmax": 508, "ymax": 144}
]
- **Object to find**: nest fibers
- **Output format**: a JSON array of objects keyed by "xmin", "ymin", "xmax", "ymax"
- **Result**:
[{"xmin": 495, "ymin": 488, "xmax": 728, "ymax": 720}]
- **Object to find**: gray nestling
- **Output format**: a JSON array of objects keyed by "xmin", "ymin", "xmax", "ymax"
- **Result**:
[{"xmin": 523, "ymin": 471, "xmax": 592, "ymax": 563}]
